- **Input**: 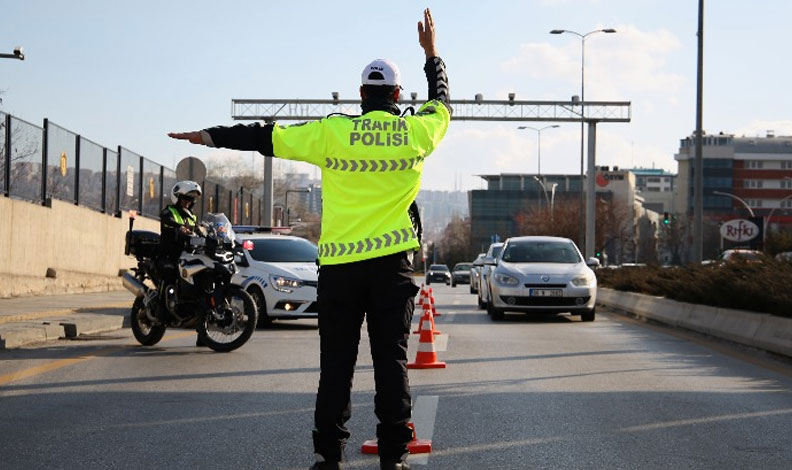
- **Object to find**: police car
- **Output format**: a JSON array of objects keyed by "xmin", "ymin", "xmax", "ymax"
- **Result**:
[{"xmin": 231, "ymin": 226, "xmax": 318, "ymax": 326}]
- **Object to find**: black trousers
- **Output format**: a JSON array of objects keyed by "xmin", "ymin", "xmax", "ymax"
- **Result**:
[{"xmin": 313, "ymin": 251, "xmax": 419, "ymax": 462}]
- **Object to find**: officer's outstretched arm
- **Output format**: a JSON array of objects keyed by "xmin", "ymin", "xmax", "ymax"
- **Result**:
[{"xmin": 169, "ymin": 123, "xmax": 275, "ymax": 156}]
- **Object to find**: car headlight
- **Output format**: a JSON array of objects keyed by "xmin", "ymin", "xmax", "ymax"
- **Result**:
[
  {"xmin": 570, "ymin": 273, "xmax": 595, "ymax": 288},
  {"xmin": 270, "ymin": 275, "xmax": 304, "ymax": 293},
  {"xmin": 494, "ymin": 273, "xmax": 520, "ymax": 287}
]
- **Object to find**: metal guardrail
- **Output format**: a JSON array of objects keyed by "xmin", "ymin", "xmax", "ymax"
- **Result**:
[{"xmin": 0, "ymin": 111, "xmax": 264, "ymax": 224}]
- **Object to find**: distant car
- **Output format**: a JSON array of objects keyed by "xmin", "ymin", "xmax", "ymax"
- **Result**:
[
  {"xmin": 469, "ymin": 253, "xmax": 486, "ymax": 294},
  {"xmin": 425, "ymin": 264, "xmax": 451, "ymax": 285},
  {"xmin": 477, "ymin": 242, "xmax": 504, "ymax": 309},
  {"xmin": 775, "ymin": 251, "xmax": 792, "ymax": 263},
  {"xmin": 231, "ymin": 229, "xmax": 318, "ymax": 326},
  {"xmin": 451, "ymin": 263, "xmax": 472, "ymax": 287},
  {"xmin": 718, "ymin": 249, "xmax": 763, "ymax": 263},
  {"xmin": 485, "ymin": 236, "xmax": 599, "ymax": 322}
]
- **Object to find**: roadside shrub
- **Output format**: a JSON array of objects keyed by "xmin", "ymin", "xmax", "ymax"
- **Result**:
[{"xmin": 597, "ymin": 258, "xmax": 792, "ymax": 318}]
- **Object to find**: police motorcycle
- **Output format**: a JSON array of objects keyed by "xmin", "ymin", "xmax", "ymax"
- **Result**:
[{"xmin": 122, "ymin": 212, "xmax": 257, "ymax": 352}]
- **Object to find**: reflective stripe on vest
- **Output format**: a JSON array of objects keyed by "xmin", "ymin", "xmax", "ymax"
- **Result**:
[
  {"xmin": 323, "ymin": 157, "xmax": 421, "ymax": 172},
  {"xmin": 168, "ymin": 206, "xmax": 196, "ymax": 227},
  {"xmin": 317, "ymin": 227, "xmax": 416, "ymax": 258}
]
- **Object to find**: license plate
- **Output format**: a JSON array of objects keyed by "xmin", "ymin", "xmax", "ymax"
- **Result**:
[{"xmin": 529, "ymin": 289, "xmax": 563, "ymax": 297}]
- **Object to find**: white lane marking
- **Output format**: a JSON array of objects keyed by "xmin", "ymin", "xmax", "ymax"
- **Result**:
[{"xmin": 410, "ymin": 395, "xmax": 439, "ymax": 466}]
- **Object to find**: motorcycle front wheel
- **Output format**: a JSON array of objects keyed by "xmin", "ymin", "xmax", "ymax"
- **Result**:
[
  {"xmin": 130, "ymin": 296, "xmax": 166, "ymax": 346},
  {"xmin": 198, "ymin": 286, "xmax": 257, "ymax": 352}
]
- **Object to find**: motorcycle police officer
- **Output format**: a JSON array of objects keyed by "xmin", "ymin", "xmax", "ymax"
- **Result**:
[
  {"xmin": 157, "ymin": 181, "xmax": 202, "ymax": 338},
  {"xmin": 160, "ymin": 181, "xmax": 201, "ymax": 261},
  {"xmin": 169, "ymin": 9, "xmax": 449, "ymax": 469}
]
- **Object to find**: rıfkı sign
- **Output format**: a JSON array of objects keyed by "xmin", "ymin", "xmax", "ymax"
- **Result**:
[{"xmin": 720, "ymin": 219, "xmax": 759, "ymax": 242}]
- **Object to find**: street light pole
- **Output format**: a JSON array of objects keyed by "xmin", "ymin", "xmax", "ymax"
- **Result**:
[
  {"xmin": 550, "ymin": 28, "xmax": 616, "ymax": 255},
  {"xmin": 765, "ymin": 194, "xmax": 792, "ymax": 236},
  {"xmin": 532, "ymin": 176, "xmax": 551, "ymax": 208},
  {"xmin": 517, "ymin": 125, "xmax": 559, "ymax": 175},
  {"xmin": 712, "ymin": 190, "xmax": 755, "ymax": 217},
  {"xmin": 764, "ymin": 177, "xmax": 792, "ymax": 240}
]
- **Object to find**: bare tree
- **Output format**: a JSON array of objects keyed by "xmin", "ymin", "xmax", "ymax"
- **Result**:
[
  {"xmin": 0, "ymin": 116, "xmax": 43, "ymax": 201},
  {"xmin": 659, "ymin": 214, "xmax": 690, "ymax": 264},
  {"xmin": 436, "ymin": 214, "xmax": 472, "ymax": 267},
  {"xmin": 634, "ymin": 215, "xmax": 659, "ymax": 264},
  {"xmin": 514, "ymin": 197, "xmax": 633, "ymax": 263}
]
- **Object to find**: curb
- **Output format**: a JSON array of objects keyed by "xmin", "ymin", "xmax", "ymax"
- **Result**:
[
  {"xmin": 597, "ymin": 287, "xmax": 792, "ymax": 358},
  {"xmin": 0, "ymin": 304, "xmax": 129, "ymax": 350}
]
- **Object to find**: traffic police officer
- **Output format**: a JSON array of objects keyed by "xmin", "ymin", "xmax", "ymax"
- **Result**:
[
  {"xmin": 169, "ymin": 9, "xmax": 449, "ymax": 469},
  {"xmin": 157, "ymin": 181, "xmax": 201, "ymax": 340},
  {"xmin": 159, "ymin": 180, "xmax": 201, "ymax": 262}
]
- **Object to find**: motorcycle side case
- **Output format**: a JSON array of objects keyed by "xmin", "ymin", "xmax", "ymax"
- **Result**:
[{"xmin": 126, "ymin": 230, "xmax": 160, "ymax": 258}]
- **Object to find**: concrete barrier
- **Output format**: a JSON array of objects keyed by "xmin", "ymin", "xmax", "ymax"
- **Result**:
[
  {"xmin": 0, "ymin": 197, "xmax": 159, "ymax": 298},
  {"xmin": 597, "ymin": 287, "xmax": 792, "ymax": 358}
]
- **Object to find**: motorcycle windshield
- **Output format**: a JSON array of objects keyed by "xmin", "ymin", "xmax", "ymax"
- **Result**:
[{"xmin": 204, "ymin": 213, "xmax": 236, "ymax": 245}]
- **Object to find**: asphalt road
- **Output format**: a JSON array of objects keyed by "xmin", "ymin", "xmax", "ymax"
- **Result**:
[{"xmin": 1, "ymin": 284, "xmax": 791, "ymax": 469}]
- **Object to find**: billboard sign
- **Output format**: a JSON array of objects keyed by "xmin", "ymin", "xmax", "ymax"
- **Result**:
[{"xmin": 720, "ymin": 218, "xmax": 760, "ymax": 243}]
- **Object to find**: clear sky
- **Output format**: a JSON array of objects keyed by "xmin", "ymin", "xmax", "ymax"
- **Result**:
[{"xmin": 2, "ymin": 0, "xmax": 791, "ymax": 191}]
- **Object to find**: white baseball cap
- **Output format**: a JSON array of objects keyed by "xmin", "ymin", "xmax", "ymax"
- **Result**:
[{"xmin": 361, "ymin": 58, "xmax": 401, "ymax": 87}]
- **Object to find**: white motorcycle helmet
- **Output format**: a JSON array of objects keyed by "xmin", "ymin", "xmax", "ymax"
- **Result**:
[{"xmin": 171, "ymin": 180, "xmax": 202, "ymax": 205}]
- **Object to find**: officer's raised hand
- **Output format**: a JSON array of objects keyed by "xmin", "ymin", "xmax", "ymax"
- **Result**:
[{"xmin": 418, "ymin": 8, "xmax": 438, "ymax": 58}]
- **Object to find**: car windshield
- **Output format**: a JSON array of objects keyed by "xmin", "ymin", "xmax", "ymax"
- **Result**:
[
  {"xmin": 430, "ymin": 265, "xmax": 450, "ymax": 272},
  {"xmin": 488, "ymin": 245, "xmax": 503, "ymax": 258},
  {"xmin": 244, "ymin": 237, "xmax": 317, "ymax": 262},
  {"xmin": 501, "ymin": 240, "xmax": 581, "ymax": 264},
  {"xmin": 454, "ymin": 263, "xmax": 472, "ymax": 271}
]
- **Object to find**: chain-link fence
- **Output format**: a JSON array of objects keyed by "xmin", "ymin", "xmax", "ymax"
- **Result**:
[{"xmin": 1, "ymin": 112, "xmax": 267, "ymax": 224}]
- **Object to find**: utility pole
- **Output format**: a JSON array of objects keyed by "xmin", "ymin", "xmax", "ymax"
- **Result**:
[{"xmin": 693, "ymin": 0, "xmax": 705, "ymax": 262}]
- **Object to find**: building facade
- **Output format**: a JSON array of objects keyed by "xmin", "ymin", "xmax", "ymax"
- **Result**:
[
  {"xmin": 674, "ymin": 131, "xmax": 792, "ymax": 230},
  {"xmin": 469, "ymin": 170, "xmax": 660, "ymax": 265},
  {"xmin": 629, "ymin": 167, "xmax": 676, "ymax": 214}
]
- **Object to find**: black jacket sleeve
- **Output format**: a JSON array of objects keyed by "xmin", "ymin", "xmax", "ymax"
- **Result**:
[
  {"xmin": 204, "ymin": 123, "xmax": 275, "ymax": 156},
  {"xmin": 424, "ymin": 57, "xmax": 451, "ymax": 114}
]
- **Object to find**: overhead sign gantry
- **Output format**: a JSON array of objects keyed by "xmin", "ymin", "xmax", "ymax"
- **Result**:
[{"xmin": 231, "ymin": 97, "xmax": 631, "ymax": 258}]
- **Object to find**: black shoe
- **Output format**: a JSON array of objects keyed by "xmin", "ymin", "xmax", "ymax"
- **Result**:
[
  {"xmin": 309, "ymin": 461, "xmax": 341, "ymax": 470},
  {"xmin": 380, "ymin": 461, "xmax": 410, "ymax": 470},
  {"xmin": 196, "ymin": 335, "xmax": 207, "ymax": 347}
]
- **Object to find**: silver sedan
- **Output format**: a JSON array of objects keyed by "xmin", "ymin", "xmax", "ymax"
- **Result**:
[{"xmin": 484, "ymin": 236, "xmax": 599, "ymax": 322}]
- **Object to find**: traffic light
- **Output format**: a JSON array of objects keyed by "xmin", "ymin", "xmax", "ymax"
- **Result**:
[{"xmin": 663, "ymin": 212, "xmax": 670, "ymax": 224}]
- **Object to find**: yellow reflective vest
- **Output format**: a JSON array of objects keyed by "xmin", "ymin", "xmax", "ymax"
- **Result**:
[
  {"xmin": 167, "ymin": 205, "xmax": 197, "ymax": 227},
  {"xmin": 272, "ymin": 100, "xmax": 451, "ymax": 265}
]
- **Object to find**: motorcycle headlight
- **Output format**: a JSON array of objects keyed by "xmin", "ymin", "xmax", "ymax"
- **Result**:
[
  {"xmin": 570, "ymin": 273, "xmax": 595, "ymax": 288},
  {"xmin": 494, "ymin": 273, "xmax": 520, "ymax": 287},
  {"xmin": 270, "ymin": 275, "xmax": 304, "ymax": 293}
]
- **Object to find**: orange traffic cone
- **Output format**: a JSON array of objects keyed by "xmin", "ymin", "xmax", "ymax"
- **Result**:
[
  {"xmin": 413, "ymin": 302, "xmax": 440, "ymax": 335},
  {"xmin": 361, "ymin": 422, "xmax": 432, "ymax": 455},
  {"xmin": 408, "ymin": 316, "xmax": 446, "ymax": 369},
  {"xmin": 428, "ymin": 291, "xmax": 441, "ymax": 317},
  {"xmin": 417, "ymin": 287, "xmax": 427, "ymax": 306}
]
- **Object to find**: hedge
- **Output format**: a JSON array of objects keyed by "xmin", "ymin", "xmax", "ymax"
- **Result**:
[{"xmin": 596, "ymin": 259, "xmax": 792, "ymax": 318}]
